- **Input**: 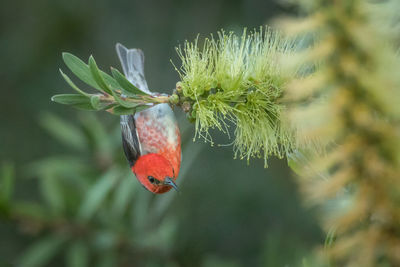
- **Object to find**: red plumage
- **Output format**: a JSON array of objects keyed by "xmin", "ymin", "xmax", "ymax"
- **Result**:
[{"xmin": 132, "ymin": 154, "xmax": 175, "ymax": 194}]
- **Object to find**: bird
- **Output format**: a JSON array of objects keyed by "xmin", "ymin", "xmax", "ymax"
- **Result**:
[{"xmin": 116, "ymin": 43, "xmax": 181, "ymax": 194}]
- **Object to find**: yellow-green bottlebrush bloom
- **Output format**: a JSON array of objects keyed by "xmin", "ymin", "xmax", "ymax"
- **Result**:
[{"xmin": 174, "ymin": 27, "xmax": 301, "ymax": 165}]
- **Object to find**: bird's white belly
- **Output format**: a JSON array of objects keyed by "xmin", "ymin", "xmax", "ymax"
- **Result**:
[{"xmin": 134, "ymin": 104, "xmax": 179, "ymax": 155}]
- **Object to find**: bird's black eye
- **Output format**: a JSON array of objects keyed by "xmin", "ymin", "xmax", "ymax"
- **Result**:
[{"xmin": 148, "ymin": 176, "xmax": 157, "ymax": 184}]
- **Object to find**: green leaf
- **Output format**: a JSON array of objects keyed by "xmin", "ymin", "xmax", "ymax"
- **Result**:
[
  {"xmin": 62, "ymin": 53, "xmax": 120, "ymax": 93},
  {"xmin": 66, "ymin": 241, "xmax": 89, "ymax": 267},
  {"xmin": 135, "ymin": 105, "xmax": 152, "ymax": 113},
  {"xmin": 112, "ymin": 172, "xmax": 136, "ymax": 218},
  {"xmin": 131, "ymin": 189, "xmax": 152, "ymax": 232},
  {"xmin": 90, "ymin": 95, "xmax": 114, "ymax": 110},
  {"xmin": 39, "ymin": 113, "xmax": 86, "ymax": 150},
  {"xmin": 28, "ymin": 156, "xmax": 89, "ymax": 179},
  {"xmin": 108, "ymin": 105, "xmax": 136, "ymax": 115},
  {"xmin": 59, "ymin": 69, "xmax": 90, "ymax": 96},
  {"xmin": 111, "ymin": 67, "xmax": 149, "ymax": 96},
  {"xmin": 88, "ymin": 56, "xmax": 113, "ymax": 95},
  {"xmin": 77, "ymin": 168, "xmax": 119, "ymax": 221},
  {"xmin": 101, "ymin": 72, "xmax": 121, "ymax": 92},
  {"xmin": 110, "ymin": 90, "xmax": 140, "ymax": 108},
  {"xmin": 51, "ymin": 94, "xmax": 88, "ymax": 105},
  {"xmin": 90, "ymin": 95, "xmax": 100, "ymax": 109},
  {"xmin": 78, "ymin": 113, "xmax": 113, "ymax": 156},
  {"xmin": 62, "ymin": 52, "xmax": 101, "ymax": 91},
  {"xmin": 0, "ymin": 162, "xmax": 15, "ymax": 203},
  {"xmin": 18, "ymin": 235, "xmax": 67, "ymax": 267},
  {"xmin": 51, "ymin": 94, "xmax": 95, "ymax": 110},
  {"xmin": 39, "ymin": 175, "xmax": 64, "ymax": 213}
]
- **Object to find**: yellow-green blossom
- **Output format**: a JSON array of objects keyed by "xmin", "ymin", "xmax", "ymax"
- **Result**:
[{"xmin": 174, "ymin": 27, "xmax": 299, "ymax": 165}]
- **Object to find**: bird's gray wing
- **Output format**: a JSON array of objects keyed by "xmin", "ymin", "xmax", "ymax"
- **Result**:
[{"xmin": 120, "ymin": 115, "xmax": 141, "ymax": 167}]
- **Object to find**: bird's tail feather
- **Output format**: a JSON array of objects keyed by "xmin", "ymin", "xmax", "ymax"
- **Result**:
[{"xmin": 115, "ymin": 43, "xmax": 150, "ymax": 93}]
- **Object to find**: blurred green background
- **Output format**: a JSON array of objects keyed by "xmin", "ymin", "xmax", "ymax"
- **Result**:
[{"xmin": 0, "ymin": 0, "xmax": 323, "ymax": 266}]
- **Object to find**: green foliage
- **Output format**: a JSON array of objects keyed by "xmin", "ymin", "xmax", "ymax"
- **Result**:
[
  {"xmin": 53, "ymin": 53, "xmax": 165, "ymax": 115},
  {"xmin": 110, "ymin": 67, "xmax": 148, "ymax": 96},
  {"xmin": 174, "ymin": 27, "xmax": 301, "ymax": 165},
  {"xmin": 0, "ymin": 112, "xmax": 203, "ymax": 266}
]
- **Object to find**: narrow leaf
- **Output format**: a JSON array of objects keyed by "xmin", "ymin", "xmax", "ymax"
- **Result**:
[
  {"xmin": 28, "ymin": 156, "xmax": 88, "ymax": 177},
  {"xmin": 91, "ymin": 96, "xmax": 114, "ymax": 110},
  {"xmin": 108, "ymin": 105, "xmax": 136, "ymax": 115},
  {"xmin": 51, "ymin": 94, "xmax": 88, "ymax": 105},
  {"xmin": 90, "ymin": 95, "xmax": 100, "ymax": 109},
  {"xmin": 59, "ymin": 69, "xmax": 90, "ymax": 96},
  {"xmin": 63, "ymin": 53, "xmax": 121, "ymax": 93},
  {"xmin": 78, "ymin": 113, "xmax": 113, "ymax": 156},
  {"xmin": 88, "ymin": 56, "xmax": 113, "ymax": 94},
  {"xmin": 70, "ymin": 102, "xmax": 96, "ymax": 110},
  {"xmin": 39, "ymin": 175, "xmax": 64, "ymax": 213},
  {"xmin": 135, "ymin": 105, "xmax": 152, "ymax": 113},
  {"xmin": 111, "ymin": 67, "xmax": 149, "ymax": 96},
  {"xmin": 112, "ymin": 172, "xmax": 136, "ymax": 218},
  {"xmin": 51, "ymin": 94, "xmax": 95, "ymax": 110},
  {"xmin": 131, "ymin": 189, "xmax": 152, "ymax": 232},
  {"xmin": 110, "ymin": 90, "xmax": 140, "ymax": 108},
  {"xmin": 39, "ymin": 113, "xmax": 86, "ymax": 150},
  {"xmin": 77, "ymin": 168, "xmax": 119, "ymax": 221},
  {"xmin": 101, "ymin": 72, "xmax": 121, "ymax": 91},
  {"xmin": 108, "ymin": 104, "xmax": 151, "ymax": 115},
  {"xmin": 62, "ymin": 52, "xmax": 101, "ymax": 90}
]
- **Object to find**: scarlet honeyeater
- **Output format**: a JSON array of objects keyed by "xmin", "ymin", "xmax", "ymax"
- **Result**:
[{"xmin": 116, "ymin": 44, "xmax": 181, "ymax": 194}]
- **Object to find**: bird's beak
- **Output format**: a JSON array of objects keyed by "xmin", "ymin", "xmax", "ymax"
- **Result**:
[{"xmin": 164, "ymin": 177, "xmax": 180, "ymax": 192}]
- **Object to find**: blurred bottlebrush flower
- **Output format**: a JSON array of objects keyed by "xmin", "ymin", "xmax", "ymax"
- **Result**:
[
  {"xmin": 174, "ymin": 27, "xmax": 301, "ymax": 165},
  {"xmin": 282, "ymin": 0, "xmax": 400, "ymax": 266}
]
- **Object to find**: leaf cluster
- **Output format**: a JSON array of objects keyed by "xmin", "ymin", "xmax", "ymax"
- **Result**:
[{"xmin": 53, "ymin": 53, "xmax": 157, "ymax": 115}]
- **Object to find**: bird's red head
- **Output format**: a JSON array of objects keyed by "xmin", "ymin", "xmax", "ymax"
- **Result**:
[{"xmin": 132, "ymin": 153, "xmax": 179, "ymax": 194}]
